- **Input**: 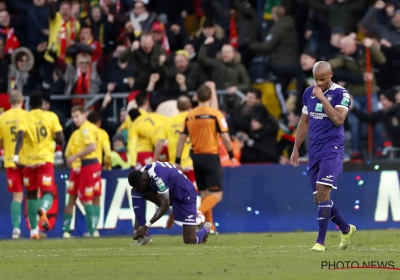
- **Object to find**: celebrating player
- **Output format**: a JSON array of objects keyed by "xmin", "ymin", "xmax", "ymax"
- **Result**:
[
  {"xmin": 66, "ymin": 106, "xmax": 101, "ymax": 237},
  {"xmin": 14, "ymin": 91, "xmax": 64, "ymax": 240},
  {"xmin": 88, "ymin": 111, "xmax": 112, "ymax": 236},
  {"xmin": 290, "ymin": 61, "xmax": 356, "ymax": 252},
  {"xmin": 154, "ymin": 95, "xmax": 194, "ymax": 229},
  {"xmin": 128, "ymin": 161, "xmax": 211, "ymax": 244},
  {"xmin": 63, "ymin": 129, "xmax": 81, "ymax": 238},
  {"xmin": 0, "ymin": 90, "xmax": 27, "ymax": 238}
]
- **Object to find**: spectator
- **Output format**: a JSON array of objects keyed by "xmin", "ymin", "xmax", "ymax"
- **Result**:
[
  {"xmin": 249, "ymin": 6, "xmax": 298, "ymax": 115},
  {"xmin": 163, "ymin": 50, "xmax": 207, "ymax": 95},
  {"xmin": 119, "ymin": 33, "xmax": 166, "ymax": 90},
  {"xmin": 151, "ymin": 21, "xmax": 185, "ymax": 53},
  {"xmin": 195, "ymin": 21, "xmax": 225, "ymax": 59},
  {"xmin": 111, "ymin": 133, "xmax": 131, "ymax": 169},
  {"xmin": 211, "ymin": 0, "xmax": 257, "ymax": 69},
  {"xmin": 277, "ymin": 109, "xmax": 307, "ymax": 164},
  {"xmin": 101, "ymin": 45, "xmax": 135, "ymax": 94},
  {"xmin": 218, "ymin": 104, "xmax": 241, "ymax": 167},
  {"xmin": 306, "ymin": 0, "xmax": 365, "ymax": 35},
  {"xmin": 99, "ymin": 0, "xmax": 132, "ymax": 28},
  {"xmin": 125, "ymin": 0, "xmax": 157, "ymax": 39},
  {"xmin": 362, "ymin": 1, "xmax": 400, "ymax": 46},
  {"xmin": 67, "ymin": 24, "xmax": 103, "ymax": 63},
  {"xmin": 237, "ymin": 104, "xmax": 280, "ymax": 163},
  {"xmin": 183, "ymin": 39, "xmax": 197, "ymax": 61},
  {"xmin": 7, "ymin": 0, "xmax": 48, "ymax": 54},
  {"xmin": 52, "ymin": 52, "xmax": 101, "ymax": 103},
  {"xmin": 0, "ymin": 35, "xmax": 10, "ymax": 92},
  {"xmin": 329, "ymin": 36, "xmax": 387, "ymax": 158},
  {"xmin": 8, "ymin": 47, "xmax": 35, "ymax": 94},
  {"xmin": 199, "ymin": 38, "xmax": 250, "ymax": 94},
  {"xmin": 45, "ymin": 0, "xmax": 80, "ymax": 64},
  {"xmin": 0, "ymin": 9, "xmax": 20, "ymax": 55},
  {"xmin": 350, "ymin": 87, "xmax": 400, "ymax": 149},
  {"xmin": 229, "ymin": 88, "xmax": 262, "ymax": 135},
  {"xmin": 71, "ymin": 0, "xmax": 81, "ymax": 20}
]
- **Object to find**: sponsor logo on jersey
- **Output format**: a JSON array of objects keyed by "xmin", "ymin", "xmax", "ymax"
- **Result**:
[
  {"xmin": 23, "ymin": 177, "xmax": 29, "ymax": 186},
  {"xmin": 42, "ymin": 176, "xmax": 52, "ymax": 186},
  {"xmin": 156, "ymin": 177, "xmax": 167, "ymax": 192},
  {"xmin": 315, "ymin": 103, "xmax": 323, "ymax": 112},
  {"xmin": 341, "ymin": 97, "xmax": 350, "ymax": 106}
]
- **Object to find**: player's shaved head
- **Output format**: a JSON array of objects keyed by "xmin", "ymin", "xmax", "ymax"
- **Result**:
[
  {"xmin": 177, "ymin": 95, "xmax": 191, "ymax": 111},
  {"xmin": 312, "ymin": 61, "xmax": 333, "ymax": 92},
  {"xmin": 9, "ymin": 90, "xmax": 23, "ymax": 105},
  {"xmin": 29, "ymin": 91, "xmax": 43, "ymax": 109},
  {"xmin": 312, "ymin": 61, "xmax": 332, "ymax": 76}
]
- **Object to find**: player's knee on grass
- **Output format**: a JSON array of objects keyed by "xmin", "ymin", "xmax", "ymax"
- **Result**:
[
  {"xmin": 183, "ymin": 225, "xmax": 197, "ymax": 244},
  {"xmin": 316, "ymin": 184, "xmax": 331, "ymax": 203}
]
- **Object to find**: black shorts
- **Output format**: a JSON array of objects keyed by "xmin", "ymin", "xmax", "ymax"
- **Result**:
[{"xmin": 192, "ymin": 153, "xmax": 223, "ymax": 192}]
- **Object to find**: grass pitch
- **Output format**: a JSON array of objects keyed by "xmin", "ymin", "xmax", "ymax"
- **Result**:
[{"xmin": 1, "ymin": 230, "xmax": 400, "ymax": 280}]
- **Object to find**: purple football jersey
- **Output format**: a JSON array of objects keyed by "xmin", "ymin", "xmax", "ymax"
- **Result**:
[
  {"xmin": 141, "ymin": 161, "xmax": 197, "ymax": 200},
  {"xmin": 302, "ymin": 83, "xmax": 351, "ymax": 157}
]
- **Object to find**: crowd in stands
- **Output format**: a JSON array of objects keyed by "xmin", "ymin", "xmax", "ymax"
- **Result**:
[{"xmin": 0, "ymin": 0, "xmax": 400, "ymax": 166}]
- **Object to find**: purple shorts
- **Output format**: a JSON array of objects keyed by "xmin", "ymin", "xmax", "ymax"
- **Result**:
[
  {"xmin": 172, "ymin": 194, "xmax": 197, "ymax": 226},
  {"xmin": 308, "ymin": 152, "xmax": 344, "ymax": 194}
]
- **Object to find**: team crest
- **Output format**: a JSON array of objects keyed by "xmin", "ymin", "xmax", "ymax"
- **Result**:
[
  {"xmin": 327, "ymin": 95, "xmax": 333, "ymax": 101},
  {"xmin": 8, "ymin": 180, "xmax": 13, "ymax": 188}
]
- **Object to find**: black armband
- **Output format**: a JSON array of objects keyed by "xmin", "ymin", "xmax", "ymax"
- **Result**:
[
  {"xmin": 175, "ymin": 157, "xmax": 181, "ymax": 164},
  {"xmin": 228, "ymin": 151, "xmax": 234, "ymax": 159}
]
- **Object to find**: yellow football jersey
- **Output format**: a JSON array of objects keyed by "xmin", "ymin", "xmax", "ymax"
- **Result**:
[
  {"xmin": 76, "ymin": 121, "xmax": 98, "ymax": 160},
  {"xmin": 118, "ymin": 109, "xmax": 149, "ymax": 131},
  {"xmin": 159, "ymin": 112, "xmax": 193, "ymax": 169},
  {"xmin": 128, "ymin": 113, "xmax": 166, "ymax": 166},
  {"xmin": 96, "ymin": 127, "xmax": 111, "ymax": 164},
  {"xmin": 17, "ymin": 109, "xmax": 63, "ymax": 165},
  {"xmin": 0, "ymin": 108, "xmax": 28, "ymax": 168},
  {"xmin": 65, "ymin": 129, "xmax": 82, "ymax": 169}
]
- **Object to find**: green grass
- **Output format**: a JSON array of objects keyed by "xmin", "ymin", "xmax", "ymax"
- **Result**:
[{"xmin": 1, "ymin": 230, "xmax": 400, "ymax": 280}]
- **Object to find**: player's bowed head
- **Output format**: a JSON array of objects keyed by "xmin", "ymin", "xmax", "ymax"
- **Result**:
[
  {"xmin": 312, "ymin": 61, "xmax": 333, "ymax": 94},
  {"xmin": 128, "ymin": 170, "xmax": 151, "ymax": 193}
]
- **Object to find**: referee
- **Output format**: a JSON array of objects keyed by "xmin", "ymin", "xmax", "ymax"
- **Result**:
[{"xmin": 176, "ymin": 82, "xmax": 236, "ymax": 231}]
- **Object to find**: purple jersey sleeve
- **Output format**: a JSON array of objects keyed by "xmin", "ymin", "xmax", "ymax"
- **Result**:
[
  {"xmin": 145, "ymin": 162, "xmax": 170, "ymax": 194},
  {"xmin": 302, "ymin": 86, "xmax": 312, "ymax": 115},
  {"xmin": 333, "ymin": 88, "xmax": 351, "ymax": 111}
]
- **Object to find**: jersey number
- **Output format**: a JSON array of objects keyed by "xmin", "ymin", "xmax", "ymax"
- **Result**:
[
  {"xmin": 10, "ymin": 126, "xmax": 17, "ymax": 142},
  {"xmin": 36, "ymin": 126, "xmax": 48, "ymax": 143},
  {"xmin": 158, "ymin": 161, "xmax": 188, "ymax": 180}
]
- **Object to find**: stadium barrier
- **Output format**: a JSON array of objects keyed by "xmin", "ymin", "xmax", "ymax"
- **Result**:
[
  {"xmin": 0, "ymin": 165, "xmax": 399, "ymax": 238},
  {"xmin": 22, "ymin": 89, "xmax": 245, "ymax": 127}
]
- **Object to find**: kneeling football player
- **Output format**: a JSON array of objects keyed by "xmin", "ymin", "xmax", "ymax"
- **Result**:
[{"xmin": 128, "ymin": 161, "xmax": 211, "ymax": 244}]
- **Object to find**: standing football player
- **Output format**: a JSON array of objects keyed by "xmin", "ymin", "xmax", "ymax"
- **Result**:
[
  {"xmin": 66, "ymin": 105, "xmax": 101, "ymax": 237},
  {"xmin": 0, "ymin": 90, "xmax": 28, "ymax": 238},
  {"xmin": 290, "ymin": 61, "xmax": 356, "ymax": 252},
  {"xmin": 14, "ymin": 91, "xmax": 64, "ymax": 240},
  {"xmin": 128, "ymin": 161, "xmax": 211, "ymax": 244}
]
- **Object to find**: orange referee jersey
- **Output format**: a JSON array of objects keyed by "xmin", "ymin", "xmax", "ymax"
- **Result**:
[{"xmin": 184, "ymin": 106, "xmax": 229, "ymax": 154}]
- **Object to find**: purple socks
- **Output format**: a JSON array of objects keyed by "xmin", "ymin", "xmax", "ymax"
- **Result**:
[
  {"xmin": 330, "ymin": 200, "xmax": 350, "ymax": 234},
  {"xmin": 196, "ymin": 226, "xmax": 210, "ymax": 244},
  {"xmin": 316, "ymin": 200, "xmax": 331, "ymax": 245},
  {"xmin": 131, "ymin": 189, "xmax": 147, "ymax": 226}
]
